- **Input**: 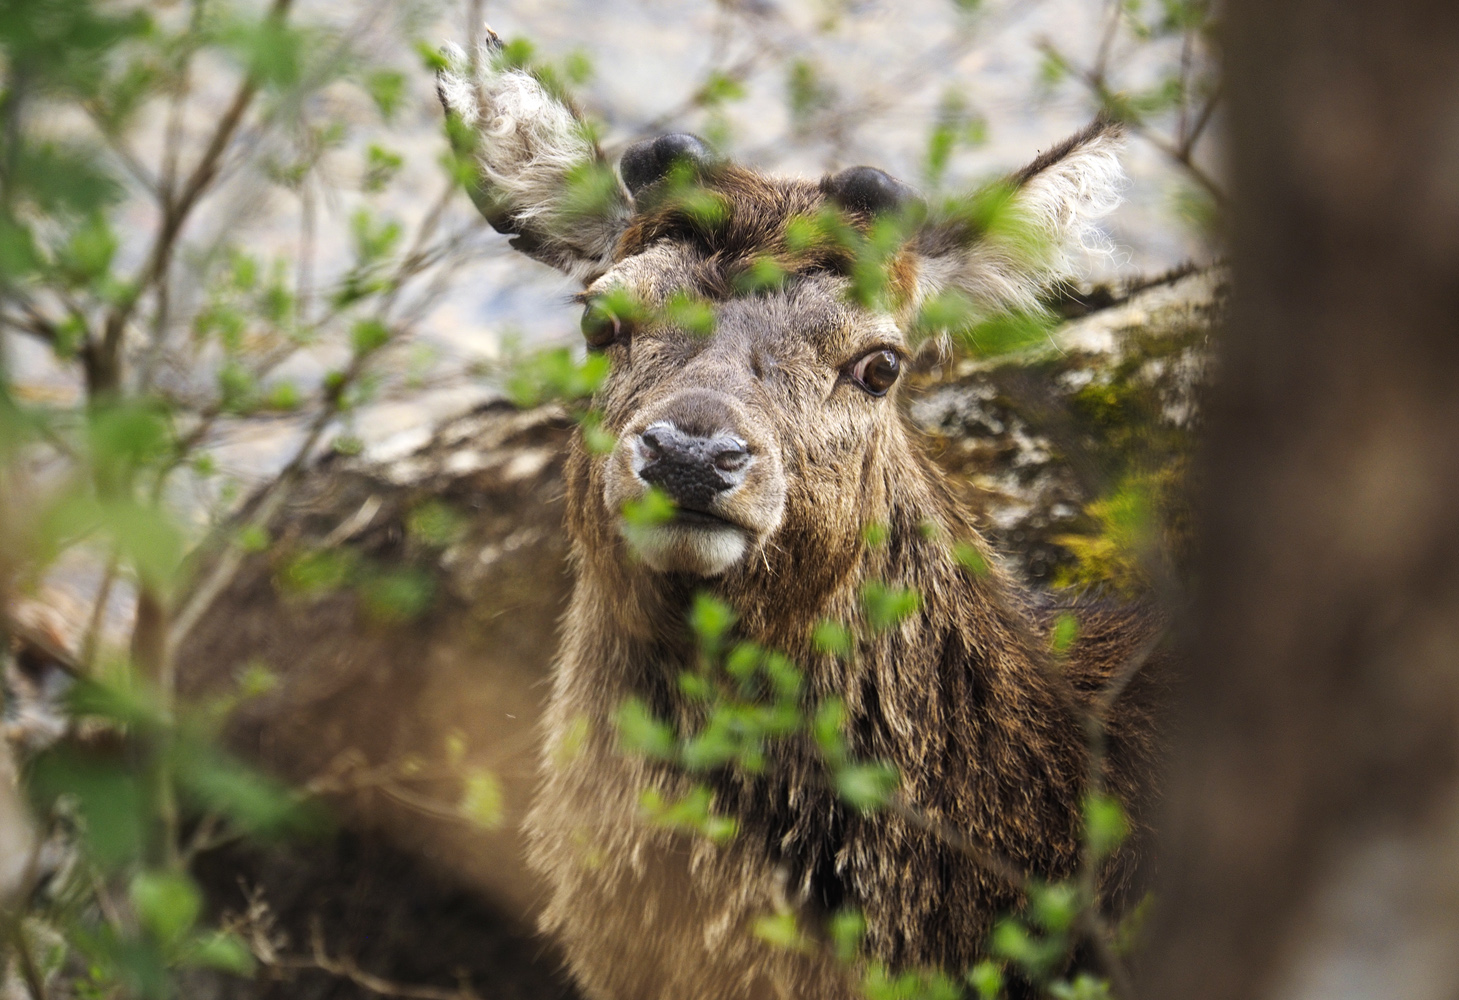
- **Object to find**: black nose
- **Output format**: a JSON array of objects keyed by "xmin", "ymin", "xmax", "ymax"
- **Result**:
[{"xmin": 637, "ymin": 422, "xmax": 751, "ymax": 512}]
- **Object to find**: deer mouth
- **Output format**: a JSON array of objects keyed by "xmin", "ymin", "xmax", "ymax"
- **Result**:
[
  {"xmin": 618, "ymin": 503, "xmax": 753, "ymax": 577},
  {"xmin": 670, "ymin": 507, "xmax": 745, "ymax": 531}
]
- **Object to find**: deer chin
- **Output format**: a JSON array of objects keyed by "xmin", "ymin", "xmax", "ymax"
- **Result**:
[
  {"xmin": 603, "ymin": 444, "xmax": 786, "ymax": 578},
  {"xmin": 620, "ymin": 517, "xmax": 750, "ymax": 577}
]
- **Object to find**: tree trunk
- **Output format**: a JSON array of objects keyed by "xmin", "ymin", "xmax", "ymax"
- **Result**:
[{"xmin": 1142, "ymin": 4, "xmax": 1459, "ymax": 999}]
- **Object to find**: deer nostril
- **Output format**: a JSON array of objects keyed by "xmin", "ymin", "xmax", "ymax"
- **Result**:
[
  {"xmin": 713, "ymin": 442, "xmax": 750, "ymax": 473},
  {"xmin": 640, "ymin": 429, "xmax": 663, "ymax": 459}
]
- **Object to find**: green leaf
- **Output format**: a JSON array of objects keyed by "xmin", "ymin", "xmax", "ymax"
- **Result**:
[
  {"xmin": 1083, "ymin": 792, "xmax": 1130, "ymax": 860},
  {"xmin": 733, "ymin": 256, "xmax": 788, "ymax": 294},
  {"xmin": 812, "ymin": 698, "xmax": 847, "ymax": 761},
  {"xmin": 27, "ymin": 747, "xmax": 146, "ymax": 870},
  {"xmin": 761, "ymin": 652, "xmax": 802, "ymax": 703},
  {"xmin": 812, "ymin": 620, "xmax": 854, "ymax": 659},
  {"xmin": 235, "ymin": 660, "xmax": 279, "ymax": 698},
  {"xmin": 13, "ymin": 140, "xmax": 121, "ymax": 215},
  {"xmin": 172, "ymin": 744, "xmax": 316, "ymax": 839},
  {"xmin": 359, "ymin": 569, "xmax": 435, "ymax": 623},
  {"xmin": 614, "ymin": 698, "xmax": 675, "ymax": 760},
  {"xmin": 861, "ymin": 522, "xmax": 889, "ymax": 547},
  {"xmin": 662, "ymin": 290, "xmax": 716, "ymax": 337},
  {"xmin": 752, "ymin": 912, "xmax": 807, "ymax": 952},
  {"xmin": 787, "ymin": 58, "xmax": 833, "ymax": 128},
  {"xmin": 689, "ymin": 593, "xmax": 736, "ymax": 653},
  {"xmin": 678, "ymin": 671, "xmax": 712, "ymax": 701},
  {"xmin": 460, "ymin": 770, "xmax": 504, "ymax": 828},
  {"xmin": 954, "ymin": 542, "xmax": 989, "ymax": 575},
  {"xmin": 860, "ymin": 581, "xmax": 922, "ymax": 633},
  {"xmin": 1029, "ymin": 881, "xmax": 1080, "ymax": 934},
  {"xmin": 562, "ymin": 160, "xmax": 623, "ymax": 220},
  {"xmin": 963, "ymin": 310, "xmax": 1057, "ymax": 359},
  {"xmin": 968, "ymin": 960, "xmax": 1004, "ymax": 1000},
  {"xmin": 1050, "ymin": 974, "xmax": 1113, "ymax": 1000},
  {"xmin": 129, "ymin": 871, "xmax": 201, "ymax": 947},
  {"xmin": 413, "ymin": 40, "xmax": 450, "ymax": 72},
  {"xmin": 698, "ymin": 70, "xmax": 746, "ymax": 106},
  {"xmin": 621, "ymin": 487, "xmax": 675, "ymax": 528},
  {"xmin": 350, "ymin": 318, "xmax": 391, "ymax": 354},
  {"xmin": 58, "ymin": 212, "xmax": 118, "ymax": 286},
  {"xmin": 365, "ymin": 70, "xmax": 406, "ymax": 120},
  {"xmin": 723, "ymin": 642, "xmax": 763, "ymax": 682},
  {"xmin": 990, "ymin": 918, "xmax": 1066, "ymax": 977},
  {"xmin": 350, "ymin": 208, "xmax": 402, "ymax": 263},
  {"xmin": 183, "ymin": 932, "xmax": 256, "ymax": 976},
  {"xmin": 406, "ymin": 501, "xmax": 465, "ymax": 547},
  {"xmin": 835, "ymin": 761, "xmax": 899, "ymax": 811},
  {"xmin": 236, "ymin": 525, "xmax": 270, "ymax": 553},
  {"xmin": 639, "ymin": 785, "xmax": 737, "ymax": 842},
  {"xmin": 218, "ymin": 361, "xmax": 256, "ymax": 412},
  {"xmin": 277, "ymin": 547, "xmax": 357, "ymax": 597},
  {"xmin": 563, "ymin": 50, "xmax": 594, "ymax": 85},
  {"xmin": 262, "ymin": 380, "xmax": 300, "ymax": 411},
  {"xmin": 363, "ymin": 144, "xmax": 404, "ymax": 193},
  {"xmin": 829, "ymin": 908, "xmax": 866, "ymax": 963},
  {"xmin": 579, "ymin": 411, "xmax": 618, "ymax": 455},
  {"xmin": 222, "ymin": 15, "xmax": 307, "ymax": 89},
  {"xmin": 1050, "ymin": 612, "xmax": 1079, "ymax": 654},
  {"xmin": 506, "ymin": 347, "xmax": 611, "ymax": 407}
]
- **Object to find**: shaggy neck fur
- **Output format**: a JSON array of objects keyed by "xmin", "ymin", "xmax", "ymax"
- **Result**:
[{"xmin": 550, "ymin": 415, "xmax": 1162, "ymax": 975}]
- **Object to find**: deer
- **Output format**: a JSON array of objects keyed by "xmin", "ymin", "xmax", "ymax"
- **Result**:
[{"xmin": 437, "ymin": 30, "xmax": 1168, "ymax": 1000}]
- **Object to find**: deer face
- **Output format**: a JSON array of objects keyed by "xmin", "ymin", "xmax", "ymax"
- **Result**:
[
  {"xmin": 584, "ymin": 160, "xmax": 924, "ymax": 576},
  {"xmin": 437, "ymin": 34, "xmax": 1125, "ymax": 578}
]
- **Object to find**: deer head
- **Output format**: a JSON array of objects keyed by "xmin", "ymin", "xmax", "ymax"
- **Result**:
[{"xmin": 438, "ymin": 34, "xmax": 1125, "ymax": 585}]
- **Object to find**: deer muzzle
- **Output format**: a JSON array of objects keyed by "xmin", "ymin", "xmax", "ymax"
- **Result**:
[{"xmin": 603, "ymin": 392, "xmax": 786, "ymax": 577}]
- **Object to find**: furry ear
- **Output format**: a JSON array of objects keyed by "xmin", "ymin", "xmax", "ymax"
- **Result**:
[
  {"xmin": 436, "ymin": 29, "xmax": 634, "ymax": 283},
  {"xmin": 912, "ymin": 119, "xmax": 1126, "ymax": 318}
]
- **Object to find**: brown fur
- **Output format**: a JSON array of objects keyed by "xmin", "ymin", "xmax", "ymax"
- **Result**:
[
  {"xmin": 435, "ymin": 52, "xmax": 1158, "ymax": 997},
  {"xmin": 521, "ymin": 155, "xmax": 1165, "ymax": 1000}
]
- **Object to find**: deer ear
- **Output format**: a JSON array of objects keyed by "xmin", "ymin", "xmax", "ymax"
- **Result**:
[
  {"xmin": 436, "ymin": 31, "xmax": 633, "ymax": 283},
  {"xmin": 912, "ymin": 119, "xmax": 1126, "ymax": 317}
]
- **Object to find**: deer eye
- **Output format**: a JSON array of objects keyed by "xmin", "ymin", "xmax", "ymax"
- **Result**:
[
  {"xmin": 848, "ymin": 349, "xmax": 901, "ymax": 396},
  {"xmin": 581, "ymin": 299, "xmax": 629, "ymax": 350}
]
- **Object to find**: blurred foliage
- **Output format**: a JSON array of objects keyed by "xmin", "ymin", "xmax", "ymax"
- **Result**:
[{"xmin": 0, "ymin": 0, "xmax": 500, "ymax": 995}]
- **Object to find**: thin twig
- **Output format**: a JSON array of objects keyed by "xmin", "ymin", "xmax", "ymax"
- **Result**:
[
  {"xmin": 81, "ymin": 104, "xmax": 160, "ymax": 197},
  {"xmin": 1180, "ymin": 82, "xmax": 1223, "ymax": 158},
  {"xmin": 1091, "ymin": 0, "xmax": 1124, "ymax": 85},
  {"xmin": 1037, "ymin": 39, "xmax": 1227, "ymax": 206},
  {"xmin": 93, "ymin": 0, "xmax": 296, "ymax": 394},
  {"xmin": 886, "ymin": 798, "xmax": 1029, "ymax": 888},
  {"xmin": 78, "ymin": 549, "xmax": 119, "ymax": 670},
  {"xmin": 5, "ymin": 917, "xmax": 48, "ymax": 1000},
  {"xmin": 163, "ymin": 352, "xmax": 360, "ymax": 663},
  {"xmin": 268, "ymin": 921, "xmax": 481, "ymax": 1000},
  {"xmin": 1091, "ymin": 628, "xmax": 1166, "ymax": 720}
]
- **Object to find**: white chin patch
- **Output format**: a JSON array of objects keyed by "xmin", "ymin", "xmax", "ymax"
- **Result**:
[{"xmin": 621, "ymin": 522, "xmax": 749, "ymax": 577}]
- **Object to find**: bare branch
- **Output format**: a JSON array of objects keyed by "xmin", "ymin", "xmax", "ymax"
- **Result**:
[
  {"xmin": 163, "ymin": 350, "xmax": 361, "ymax": 664},
  {"xmin": 92, "ymin": 0, "xmax": 297, "ymax": 396},
  {"xmin": 267, "ymin": 921, "xmax": 482, "ymax": 1000}
]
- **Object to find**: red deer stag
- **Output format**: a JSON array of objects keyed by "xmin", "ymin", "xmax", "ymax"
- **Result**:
[{"xmin": 438, "ymin": 30, "xmax": 1166, "ymax": 1000}]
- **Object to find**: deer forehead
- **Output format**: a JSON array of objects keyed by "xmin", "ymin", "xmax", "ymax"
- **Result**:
[
  {"xmin": 597, "ymin": 164, "xmax": 919, "ymax": 300},
  {"xmin": 589, "ymin": 249, "xmax": 907, "ymax": 366}
]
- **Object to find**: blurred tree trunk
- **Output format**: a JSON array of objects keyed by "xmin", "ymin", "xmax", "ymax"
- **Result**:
[{"xmin": 1142, "ymin": 3, "xmax": 1459, "ymax": 1000}]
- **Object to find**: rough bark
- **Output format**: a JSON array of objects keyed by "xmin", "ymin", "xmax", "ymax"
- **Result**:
[{"xmin": 1140, "ymin": 5, "xmax": 1459, "ymax": 1000}]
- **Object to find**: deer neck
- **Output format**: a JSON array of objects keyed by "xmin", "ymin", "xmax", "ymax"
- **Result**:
[{"xmin": 561, "ymin": 438, "xmax": 1043, "ymax": 726}]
